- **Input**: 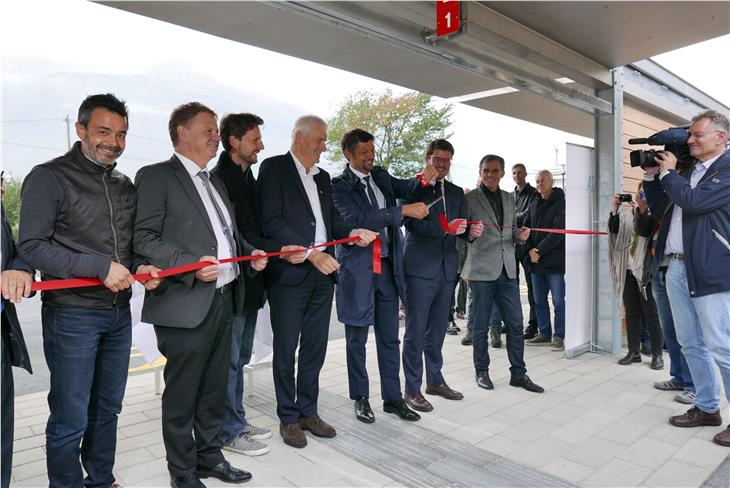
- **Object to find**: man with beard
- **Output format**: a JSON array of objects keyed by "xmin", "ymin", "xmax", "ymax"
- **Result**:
[
  {"xmin": 18, "ymin": 94, "xmax": 161, "ymax": 488},
  {"xmin": 512, "ymin": 163, "xmax": 539, "ymax": 339},
  {"xmin": 211, "ymin": 113, "xmax": 306, "ymax": 456},
  {"xmin": 400, "ymin": 139, "xmax": 482, "ymax": 412},
  {"xmin": 257, "ymin": 116, "xmax": 377, "ymax": 448},
  {"xmin": 331, "ymin": 128, "xmax": 432, "ymax": 424}
]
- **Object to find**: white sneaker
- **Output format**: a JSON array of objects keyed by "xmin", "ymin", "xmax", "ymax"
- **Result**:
[
  {"xmin": 223, "ymin": 433, "xmax": 270, "ymax": 456},
  {"xmin": 242, "ymin": 423, "xmax": 272, "ymax": 440},
  {"xmin": 674, "ymin": 390, "xmax": 696, "ymax": 405}
]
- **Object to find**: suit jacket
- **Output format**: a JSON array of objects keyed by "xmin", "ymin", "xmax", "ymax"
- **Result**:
[
  {"xmin": 1, "ymin": 206, "xmax": 32, "ymax": 373},
  {"xmin": 401, "ymin": 179, "xmax": 467, "ymax": 281},
  {"xmin": 211, "ymin": 151, "xmax": 280, "ymax": 310},
  {"xmin": 133, "ymin": 155, "xmax": 253, "ymax": 328},
  {"xmin": 462, "ymin": 187, "xmax": 518, "ymax": 281},
  {"xmin": 257, "ymin": 152, "xmax": 352, "ymax": 286},
  {"xmin": 332, "ymin": 165, "xmax": 417, "ymax": 326}
]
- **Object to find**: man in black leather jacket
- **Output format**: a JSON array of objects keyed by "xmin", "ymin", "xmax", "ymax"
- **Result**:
[
  {"xmin": 17, "ymin": 94, "xmax": 160, "ymax": 488},
  {"xmin": 512, "ymin": 164, "xmax": 539, "ymax": 339}
]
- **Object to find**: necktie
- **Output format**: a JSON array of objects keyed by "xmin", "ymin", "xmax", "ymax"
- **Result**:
[
  {"xmin": 434, "ymin": 180, "xmax": 446, "ymax": 219},
  {"xmin": 364, "ymin": 176, "xmax": 389, "ymax": 258},
  {"xmin": 198, "ymin": 171, "xmax": 238, "ymax": 261}
]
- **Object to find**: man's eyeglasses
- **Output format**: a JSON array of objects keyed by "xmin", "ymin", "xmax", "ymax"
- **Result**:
[{"xmin": 430, "ymin": 156, "xmax": 452, "ymax": 165}]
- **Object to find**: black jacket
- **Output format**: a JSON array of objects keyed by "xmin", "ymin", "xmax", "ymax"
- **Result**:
[
  {"xmin": 211, "ymin": 151, "xmax": 279, "ymax": 310},
  {"xmin": 523, "ymin": 187, "xmax": 566, "ymax": 274},
  {"xmin": 18, "ymin": 142, "xmax": 137, "ymax": 309},
  {"xmin": 1, "ymin": 205, "xmax": 32, "ymax": 373},
  {"xmin": 514, "ymin": 182, "xmax": 538, "ymax": 227}
]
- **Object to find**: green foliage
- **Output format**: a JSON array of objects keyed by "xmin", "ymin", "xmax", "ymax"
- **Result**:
[
  {"xmin": 1, "ymin": 178, "xmax": 22, "ymax": 237},
  {"xmin": 327, "ymin": 89, "xmax": 453, "ymax": 177}
]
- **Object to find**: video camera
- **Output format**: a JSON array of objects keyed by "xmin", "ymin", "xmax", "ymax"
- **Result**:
[{"xmin": 628, "ymin": 127, "xmax": 692, "ymax": 169}]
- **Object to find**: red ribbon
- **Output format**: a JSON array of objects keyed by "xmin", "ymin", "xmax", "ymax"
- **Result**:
[
  {"xmin": 437, "ymin": 213, "xmax": 607, "ymax": 235},
  {"xmin": 415, "ymin": 172, "xmax": 430, "ymax": 188},
  {"xmin": 30, "ymin": 236, "xmax": 382, "ymax": 292}
]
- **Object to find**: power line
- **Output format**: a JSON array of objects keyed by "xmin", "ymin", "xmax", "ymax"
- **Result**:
[{"xmin": 0, "ymin": 118, "xmax": 65, "ymax": 124}]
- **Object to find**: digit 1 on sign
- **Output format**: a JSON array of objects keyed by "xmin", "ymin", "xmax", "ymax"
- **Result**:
[{"xmin": 436, "ymin": 1, "xmax": 461, "ymax": 38}]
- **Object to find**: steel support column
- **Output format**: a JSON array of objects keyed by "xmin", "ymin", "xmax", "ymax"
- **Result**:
[{"xmin": 592, "ymin": 67, "xmax": 624, "ymax": 354}]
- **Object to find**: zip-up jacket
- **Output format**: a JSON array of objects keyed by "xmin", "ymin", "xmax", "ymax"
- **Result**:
[
  {"xmin": 18, "ymin": 142, "xmax": 137, "ymax": 308},
  {"xmin": 644, "ymin": 151, "xmax": 730, "ymax": 297}
]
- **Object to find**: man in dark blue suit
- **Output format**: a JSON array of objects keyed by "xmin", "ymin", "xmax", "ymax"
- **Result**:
[
  {"xmin": 257, "ymin": 116, "xmax": 377, "ymax": 448},
  {"xmin": 401, "ymin": 139, "xmax": 483, "ymax": 412},
  {"xmin": 1, "ymin": 194, "xmax": 33, "ymax": 488},
  {"xmin": 332, "ymin": 129, "xmax": 436, "ymax": 424}
]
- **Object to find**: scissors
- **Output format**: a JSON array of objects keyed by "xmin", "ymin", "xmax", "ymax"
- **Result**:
[{"xmin": 426, "ymin": 196, "xmax": 443, "ymax": 209}]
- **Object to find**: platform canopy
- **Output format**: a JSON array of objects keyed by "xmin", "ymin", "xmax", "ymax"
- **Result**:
[{"xmin": 100, "ymin": 1, "xmax": 730, "ymax": 137}]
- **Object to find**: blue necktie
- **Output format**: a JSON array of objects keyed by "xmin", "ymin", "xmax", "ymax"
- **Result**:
[{"xmin": 364, "ymin": 176, "xmax": 389, "ymax": 258}]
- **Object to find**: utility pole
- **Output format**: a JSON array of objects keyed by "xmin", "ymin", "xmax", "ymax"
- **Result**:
[{"xmin": 64, "ymin": 115, "xmax": 71, "ymax": 149}]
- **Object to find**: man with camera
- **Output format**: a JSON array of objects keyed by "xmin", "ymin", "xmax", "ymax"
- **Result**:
[{"xmin": 644, "ymin": 110, "xmax": 730, "ymax": 447}]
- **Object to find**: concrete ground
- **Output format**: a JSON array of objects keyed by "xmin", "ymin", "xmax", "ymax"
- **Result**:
[{"xmin": 9, "ymin": 315, "xmax": 730, "ymax": 487}]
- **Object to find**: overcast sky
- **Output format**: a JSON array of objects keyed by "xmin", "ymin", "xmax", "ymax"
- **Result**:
[{"xmin": 2, "ymin": 0, "xmax": 728, "ymax": 189}]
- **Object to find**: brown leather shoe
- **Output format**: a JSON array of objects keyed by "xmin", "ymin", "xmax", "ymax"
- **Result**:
[
  {"xmin": 425, "ymin": 383, "xmax": 464, "ymax": 400},
  {"xmin": 280, "ymin": 421, "xmax": 307, "ymax": 448},
  {"xmin": 713, "ymin": 425, "xmax": 730, "ymax": 446},
  {"xmin": 300, "ymin": 415, "xmax": 336, "ymax": 438},
  {"xmin": 404, "ymin": 392, "xmax": 433, "ymax": 412},
  {"xmin": 669, "ymin": 406, "xmax": 723, "ymax": 428}
]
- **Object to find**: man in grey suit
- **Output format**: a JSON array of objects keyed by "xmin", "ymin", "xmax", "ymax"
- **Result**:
[
  {"xmin": 462, "ymin": 155, "xmax": 544, "ymax": 393},
  {"xmin": 134, "ymin": 102, "xmax": 268, "ymax": 488}
]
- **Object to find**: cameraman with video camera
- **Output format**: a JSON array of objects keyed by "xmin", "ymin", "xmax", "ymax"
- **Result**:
[{"xmin": 643, "ymin": 110, "xmax": 730, "ymax": 447}]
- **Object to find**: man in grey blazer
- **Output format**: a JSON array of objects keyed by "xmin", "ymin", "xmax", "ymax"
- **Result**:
[
  {"xmin": 462, "ymin": 155, "xmax": 544, "ymax": 393},
  {"xmin": 134, "ymin": 102, "xmax": 268, "ymax": 488}
]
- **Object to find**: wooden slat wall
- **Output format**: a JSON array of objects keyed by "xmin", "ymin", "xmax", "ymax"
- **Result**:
[{"xmin": 622, "ymin": 106, "xmax": 674, "ymax": 193}]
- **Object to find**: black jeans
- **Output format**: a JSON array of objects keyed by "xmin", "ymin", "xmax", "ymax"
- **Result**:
[{"xmin": 623, "ymin": 271, "xmax": 663, "ymax": 354}]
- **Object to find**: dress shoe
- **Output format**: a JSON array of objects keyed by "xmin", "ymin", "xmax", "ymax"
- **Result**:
[
  {"xmin": 404, "ymin": 392, "xmax": 433, "ymax": 412},
  {"xmin": 669, "ymin": 406, "xmax": 723, "ymax": 428},
  {"xmin": 425, "ymin": 383, "xmax": 464, "ymax": 400},
  {"xmin": 383, "ymin": 399, "xmax": 420, "ymax": 421},
  {"xmin": 526, "ymin": 334, "xmax": 551, "ymax": 345},
  {"xmin": 523, "ymin": 326, "xmax": 538, "ymax": 340},
  {"xmin": 300, "ymin": 414, "xmax": 336, "ymax": 438},
  {"xmin": 650, "ymin": 354, "xmax": 664, "ymax": 370},
  {"xmin": 354, "ymin": 398, "xmax": 375, "ymax": 423},
  {"xmin": 618, "ymin": 351, "xmax": 641, "ymax": 365},
  {"xmin": 446, "ymin": 321, "xmax": 459, "ymax": 335},
  {"xmin": 279, "ymin": 422, "xmax": 307, "ymax": 448},
  {"xmin": 713, "ymin": 425, "xmax": 730, "ymax": 447},
  {"xmin": 196, "ymin": 461, "xmax": 251, "ymax": 484},
  {"xmin": 461, "ymin": 328, "xmax": 473, "ymax": 346},
  {"xmin": 170, "ymin": 474, "xmax": 205, "ymax": 488},
  {"xmin": 509, "ymin": 375, "xmax": 545, "ymax": 393},
  {"xmin": 476, "ymin": 371, "xmax": 494, "ymax": 390},
  {"xmin": 489, "ymin": 327, "xmax": 502, "ymax": 348}
]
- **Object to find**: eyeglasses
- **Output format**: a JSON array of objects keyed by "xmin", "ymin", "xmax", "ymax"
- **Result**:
[{"xmin": 430, "ymin": 156, "xmax": 452, "ymax": 165}]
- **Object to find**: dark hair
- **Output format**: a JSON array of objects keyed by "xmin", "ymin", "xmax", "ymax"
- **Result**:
[
  {"xmin": 512, "ymin": 163, "xmax": 526, "ymax": 173},
  {"xmin": 341, "ymin": 128, "xmax": 374, "ymax": 155},
  {"xmin": 220, "ymin": 113, "xmax": 264, "ymax": 152},
  {"xmin": 77, "ymin": 94, "xmax": 128, "ymax": 127},
  {"xmin": 169, "ymin": 102, "xmax": 217, "ymax": 146},
  {"xmin": 480, "ymin": 154, "xmax": 505, "ymax": 171},
  {"xmin": 425, "ymin": 139, "xmax": 454, "ymax": 158}
]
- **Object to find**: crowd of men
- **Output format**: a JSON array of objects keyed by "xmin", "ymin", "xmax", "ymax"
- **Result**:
[{"xmin": 0, "ymin": 94, "xmax": 728, "ymax": 488}]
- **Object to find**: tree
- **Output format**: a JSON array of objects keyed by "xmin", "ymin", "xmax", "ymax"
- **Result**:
[
  {"xmin": 327, "ymin": 89, "xmax": 454, "ymax": 177},
  {"xmin": 1, "ymin": 178, "xmax": 22, "ymax": 237}
]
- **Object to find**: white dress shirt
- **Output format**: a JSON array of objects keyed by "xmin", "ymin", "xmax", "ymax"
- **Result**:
[
  {"xmin": 350, "ymin": 166, "xmax": 386, "ymax": 209},
  {"xmin": 175, "ymin": 152, "xmax": 238, "ymax": 287},
  {"xmin": 290, "ymin": 151, "xmax": 328, "ymax": 247},
  {"xmin": 662, "ymin": 154, "xmax": 722, "ymax": 255}
]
